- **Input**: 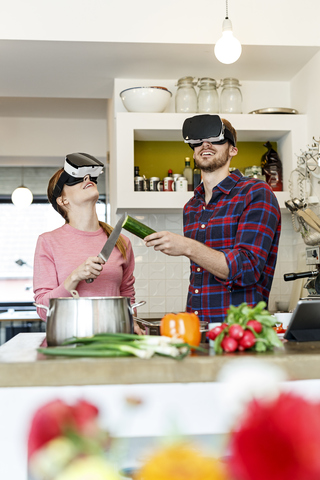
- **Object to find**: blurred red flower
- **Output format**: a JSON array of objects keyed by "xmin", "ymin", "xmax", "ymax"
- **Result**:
[
  {"xmin": 28, "ymin": 399, "xmax": 99, "ymax": 460},
  {"xmin": 227, "ymin": 392, "xmax": 320, "ymax": 480}
]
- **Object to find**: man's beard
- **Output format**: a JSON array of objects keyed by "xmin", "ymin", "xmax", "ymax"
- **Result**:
[{"xmin": 196, "ymin": 148, "xmax": 229, "ymax": 173}]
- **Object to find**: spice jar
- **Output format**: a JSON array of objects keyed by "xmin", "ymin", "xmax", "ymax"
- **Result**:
[
  {"xmin": 220, "ymin": 78, "xmax": 243, "ymax": 114},
  {"xmin": 197, "ymin": 78, "xmax": 219, "ymax": 113},
  {"xmin": 175, "ymin": 76, "xmax": 198, "ymax": 113},
  {"xmin": 244, "ymin": 166, "xmax": 266, "ymax": 181}
]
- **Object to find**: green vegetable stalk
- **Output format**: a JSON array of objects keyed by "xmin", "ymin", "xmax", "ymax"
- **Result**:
[
  {"xmin": 38, "ymin": 333, "xmax": 192, "ymax": 360},
  {"xmin": 122, "ymin": 215, "xmax": 156, "ymax": 239}
]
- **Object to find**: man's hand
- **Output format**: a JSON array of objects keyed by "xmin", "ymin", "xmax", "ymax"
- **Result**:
[
  {"xmin": 145, "ymin": 230, "xmax": 229, "ymax": 279},
  {"xmin": 144, "ymin": 231, "xmax": 190, "ymax": 257}
]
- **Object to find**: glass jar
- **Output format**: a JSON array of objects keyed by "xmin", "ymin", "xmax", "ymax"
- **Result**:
[
  {"xmin": 197, "ymin": 78, "xmax": 219, "ymax": 113},
  {"xmin": 175, "ymin": 77, "xmax": 198, "ymax": 113},
  {"xmin": 244, "ymin": 166, "xmax": 266, "ymax": 181},
  {"xmin": 220, "ymin": 78, "xmax": 243, "ymax": 114}
]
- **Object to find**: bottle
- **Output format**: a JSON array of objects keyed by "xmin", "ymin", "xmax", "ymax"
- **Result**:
[
  {"xmin": 220, "ymin": 78, "xmax": 243, "ymax": 114},
  {"xmin": 175, "ymin": 77, "xmax": 198, "ymax": 113},
  {"xmin": 197, "ymin": 78, "xmax": 219, "ymax": 113},
  {"xmin": 183, "ymin": 158, "xmax": 193, "ymax": 191},
  {"xmin": 193, "ymin": 162, "xmax": 201, "ymax": 189},
  {"xmin": 168, "ymin": 169, "xmax": 173, "ymax": 177},
  {"xmin": 261, "ymin": 141, "xmax": 283, "ymax": 191},
  {"xmin": 134, "ymin": 166, "xmax": 140, "ymax": 176}
]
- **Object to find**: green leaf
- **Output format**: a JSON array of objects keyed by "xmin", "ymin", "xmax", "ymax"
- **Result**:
[
  {"xmin": 263, "ymin": 327, "xmax": 283, "ymax": 348},
  {"xmin": 254, "ymin": 313, "xmax": 276, "ymax": 327},
  {"xmin": 245, "ymin": 325, "xmax": 259, "ymax": 338},
  {"xmin": 214, "ymin": 330, "xmax": 226, "ymax": 354},
  {"xmin": 254, "ymin": 339, "xmax": 268, "ymax": 352}
]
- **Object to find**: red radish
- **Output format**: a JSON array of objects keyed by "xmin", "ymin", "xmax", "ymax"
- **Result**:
[
  {"xmin": 247, "ymin": 319, "xmax": 263, "ymax": 333},
  {"xmin": 239, "ymin": 330, "xmax": 256, "ymax": 350},
  {"xmin": 207, "ymin": 325, "xmax": 224, "ymax": 341},
  {"xmin": 229, "ymin": 324, "xmax": 244, "ymax": 340},
  {"xmin": 221, "ymin": 335, "xmax": 238, "ymax": 353}
]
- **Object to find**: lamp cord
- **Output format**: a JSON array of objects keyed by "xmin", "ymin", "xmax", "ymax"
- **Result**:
[{"xmin": 225, "ymin": 0, "xmax": 229, "ymax": 19}]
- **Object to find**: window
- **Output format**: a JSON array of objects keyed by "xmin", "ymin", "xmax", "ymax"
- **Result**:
[{"xmin": 0, "ymin": 199, "xmax": 107, "ymax": 303}]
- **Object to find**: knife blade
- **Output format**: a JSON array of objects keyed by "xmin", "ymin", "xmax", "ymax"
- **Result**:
[{"xmin": 86, "ymin": 213, "xmax": 125, "ymax": 283}]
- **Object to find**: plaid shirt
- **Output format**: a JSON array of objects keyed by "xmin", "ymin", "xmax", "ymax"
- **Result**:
[{"xmin": 183, "ymin": 169, "xmax": 281, "ymax": 323}]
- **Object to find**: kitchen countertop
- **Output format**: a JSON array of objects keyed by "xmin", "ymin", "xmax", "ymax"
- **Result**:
[{"xmin": 2, "ymin": 333, "xmax": 320, "ymax": 388}]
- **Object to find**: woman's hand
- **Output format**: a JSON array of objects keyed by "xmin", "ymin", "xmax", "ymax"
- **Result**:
[
  {"xmin": 133, "ymin": 320, "xmax": 145, "ymax": 335},
  {"xmin": 64, "ymin": 256, "xmax": 105, "ymax": 291}
]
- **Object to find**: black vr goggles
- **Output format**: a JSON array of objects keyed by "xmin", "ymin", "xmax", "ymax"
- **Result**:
[
  {"xmin": 52, "ymin": 153, "xmax": 104, "ymax": 211},
  {"xmin": 182, "ymin": 114, "xmax": 236, "ymax": 149}
]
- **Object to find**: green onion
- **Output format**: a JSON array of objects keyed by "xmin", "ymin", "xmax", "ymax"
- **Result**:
[{"xmin": 38, "ymin": 333, "xmax": 193, "ymax": 360}]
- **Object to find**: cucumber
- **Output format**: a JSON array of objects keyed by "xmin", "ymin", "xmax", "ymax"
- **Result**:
[{"xmin": 122, "ymin": 215, "xmax": 156, "ymax": 239}]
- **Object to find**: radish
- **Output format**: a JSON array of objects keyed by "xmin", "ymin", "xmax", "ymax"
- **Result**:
[
  {"xmin": 229, "ymin": 324, "xmax": 244, "ymax": 340},
  {"xmin": 239, "ymin": 330, "xmax": 256, "ymax": 350},
  {"xmin": 207, "ymin": 325, "xmax": 224, "ymax": 341},
  {"xmin": 247, "ymin": 319, "xmax": 262, "ymax": 333},
  {"xmin": 221, "ymin": 335, "xmax": 238, "ymax": 353}
]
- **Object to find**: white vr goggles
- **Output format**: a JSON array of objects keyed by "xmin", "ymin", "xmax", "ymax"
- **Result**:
[{"xmin": 52, "ymin": 153, "xmax": 104, "ymax": 211}]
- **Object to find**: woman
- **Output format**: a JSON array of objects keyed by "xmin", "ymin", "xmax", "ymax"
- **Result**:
[{"xmin": 33, "ymin": 153, "xmax": 141, "ymax": 333}]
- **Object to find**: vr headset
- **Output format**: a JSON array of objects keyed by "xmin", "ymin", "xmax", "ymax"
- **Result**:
[
  {"xmin": 182, "ymin": 114, "xmax": 236, "ymax": 148},
  {"xmin": 52, "ymin": 153, "xmax": 104, "ymax": 211}
]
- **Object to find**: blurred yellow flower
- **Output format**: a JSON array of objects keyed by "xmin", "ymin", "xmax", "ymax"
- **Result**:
[
  {"xmin": 54, "ymin": 455, "xmax": 121, "ymax": 480},
  {"xmin": 135, "ymin": 442, "xmax": 227, "ymax": 480}
]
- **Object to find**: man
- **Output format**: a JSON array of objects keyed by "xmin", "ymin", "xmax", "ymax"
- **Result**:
[{"xmin": 145, "ymin": 114, "xmax": 281, "ymax": 323}]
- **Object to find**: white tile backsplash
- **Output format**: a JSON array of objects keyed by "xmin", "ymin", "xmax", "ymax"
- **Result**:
[{"xmin": 130, "ymin": 211, "xmax": 304, "ymax": 315}]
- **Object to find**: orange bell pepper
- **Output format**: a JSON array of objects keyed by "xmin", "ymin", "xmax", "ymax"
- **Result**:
[{"xmin": 160, "ymin": 312, "xmax": 201, "ymax": 347}]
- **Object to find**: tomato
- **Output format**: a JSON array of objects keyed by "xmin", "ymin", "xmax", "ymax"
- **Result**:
[
  {"xmin": 160, "ymin": 312, "xmax": 201, "ymax": 347},
  {"xmin": 273, "ymin": 322, "xmax": 286, "ymax": 334},
  {"xmin": 274, "ymin": 325, "xmax": 286, "ymax": 334}
]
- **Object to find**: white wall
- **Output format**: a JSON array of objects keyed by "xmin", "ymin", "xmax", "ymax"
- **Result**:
[{"xmin": 0, "ymin": 117, "xmax": 107, "ymax": 166}]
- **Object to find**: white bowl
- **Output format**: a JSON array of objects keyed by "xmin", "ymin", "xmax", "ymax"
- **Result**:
[{"xmin": 120, "ymin": 86, "xmax": 172, "ymax": 113}]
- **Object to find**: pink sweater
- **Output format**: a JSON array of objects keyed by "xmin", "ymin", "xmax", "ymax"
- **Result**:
[{"xmin": 33, "ymin": 224, "xmax": 135, "ymax": 320}]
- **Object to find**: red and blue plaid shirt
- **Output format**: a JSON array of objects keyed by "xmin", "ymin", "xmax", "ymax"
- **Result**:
[{"xmin": 183, "ymin": 169, "xmax": 281, "ymax": 323}]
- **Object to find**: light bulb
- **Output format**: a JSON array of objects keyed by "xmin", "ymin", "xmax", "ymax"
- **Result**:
[
  {"xmin": 214, "ymin": 18, "xmax": 242, "ymax": 65},
  {"xmin": 11, "ymin": 186, "xmax": 33, "ymax": 207}
]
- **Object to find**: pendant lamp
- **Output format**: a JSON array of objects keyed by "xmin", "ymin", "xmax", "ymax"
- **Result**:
[
  {"xmin": 214, "ymin": 0, "xmax": 242, "ymax": 65},
  {"xmin": 11, "ymin": 167, "xmax": 33, "ymax": 207}
]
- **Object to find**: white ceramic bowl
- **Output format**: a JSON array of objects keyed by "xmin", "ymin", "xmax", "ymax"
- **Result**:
[{"xmin": 120, "ymin": 86, "xmax": 172, "ymax": 113}]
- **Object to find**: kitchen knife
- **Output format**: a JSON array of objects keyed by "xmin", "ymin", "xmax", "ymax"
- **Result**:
[{"xmin": 86, "ymin": 213, "xmax": 125, "ymax": 283}]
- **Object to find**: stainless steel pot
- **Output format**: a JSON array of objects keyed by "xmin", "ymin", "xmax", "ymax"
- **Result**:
[
  {"xmin": 136, "ymin": 318, "xmax": 209, "ymax": 342},
  {"xmin": 35, "ymin": 294, "xmax": 145, "ymax": 346}
]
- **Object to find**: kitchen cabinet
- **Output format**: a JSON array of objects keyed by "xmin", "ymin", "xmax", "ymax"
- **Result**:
[{"xmin": 112, "ymin": 111, "xmax": 308, "ymax": 211}]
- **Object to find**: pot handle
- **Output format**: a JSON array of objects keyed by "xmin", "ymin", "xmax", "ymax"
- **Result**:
[
  {"xmin": 134, "ymin": 317, "xmax": 154, "ymax": 327},
  {"xmin": 33, "ymin": 303, "xmax": 49, "ymax": 313},
  {"xmin": 130, "ymin": 300, "xmax": 146, "ymax": 314}
]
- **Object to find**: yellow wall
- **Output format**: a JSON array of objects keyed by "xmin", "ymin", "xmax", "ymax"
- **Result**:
[{"xmin": 134, "ymin": 141, "xmax": 278, "ymax": 178}]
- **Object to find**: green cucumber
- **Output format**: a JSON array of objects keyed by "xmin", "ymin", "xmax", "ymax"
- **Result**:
[{"xmin": 122, "ymin": 215, "xmax": 156, "ymax": 239}]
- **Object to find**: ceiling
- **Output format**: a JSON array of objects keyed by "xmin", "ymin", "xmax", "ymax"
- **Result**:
[{"xmin": 0, "ymin": 40, "xmax": 318, "ymax": 117}]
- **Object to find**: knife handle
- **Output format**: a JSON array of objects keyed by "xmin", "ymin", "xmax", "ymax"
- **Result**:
[{"xmin": 85, "ymin": 278, "xmax": 94, "ymax": 283}]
